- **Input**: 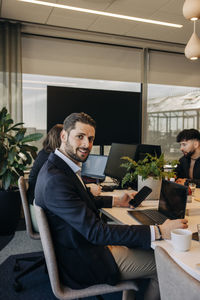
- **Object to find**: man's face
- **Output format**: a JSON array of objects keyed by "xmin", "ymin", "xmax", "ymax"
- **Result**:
[
  {"xmin": 60, "ymin": 121, "xmax": 95, "ymax": 164},
  {"xmin": 179, "ymin": 139, "xmax": 198, "ymax": 157}
]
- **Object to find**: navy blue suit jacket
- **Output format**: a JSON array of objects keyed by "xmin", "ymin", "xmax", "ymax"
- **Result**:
[
  {"xmin": 35, "ymin": 153, "xmax": 151, "ymax": 288},
  {"xmin": 27, "ymin": 149, "xmax": 50, "ymax": 204}
]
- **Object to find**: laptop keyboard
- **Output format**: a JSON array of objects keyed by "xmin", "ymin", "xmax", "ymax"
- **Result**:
[
  {"xmin": 128, "ymin": 209, "xmax": 167, "ymax": 225},
  {"xmin": 141, "ymin": 210, "xmax": 167, "ymax": 224}
]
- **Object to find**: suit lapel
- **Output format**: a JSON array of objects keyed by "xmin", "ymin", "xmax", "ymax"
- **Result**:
[{"xmin": 48, "ymin": 153, "xmax": 99, "ymax": 214}]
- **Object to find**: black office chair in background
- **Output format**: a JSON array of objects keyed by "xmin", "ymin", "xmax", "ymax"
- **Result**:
[{"xmin": 13, "ymin": 176, "xmax": 45, "ymax": 292}]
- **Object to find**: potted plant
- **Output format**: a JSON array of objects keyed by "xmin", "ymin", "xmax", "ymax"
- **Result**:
[
  {"xmin": 0, "ymin": 107, "xmax": 43, "ymax": 235},
  {"xmin": 120, "ymin": 153, "xmax": 178, "ymax": 200}
]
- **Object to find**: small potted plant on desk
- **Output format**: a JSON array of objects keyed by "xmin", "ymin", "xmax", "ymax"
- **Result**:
[
  {"xmin": 0, "ymin": 107, "xmax": 43, "ymax": 235},
  {"xmin": 120, "ymin": 153, "xmax": 178, "ymax": 200}
]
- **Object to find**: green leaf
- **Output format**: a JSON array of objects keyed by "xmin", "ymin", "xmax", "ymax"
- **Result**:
[
  {"xmin": 21, "ymin": 152, "xmax": 32, "ymax": 165},
  {"xmin": 20, "ymin": 145, "xmax": 38, "ymax": 160},
  {"xmin": 0, "ymin": 107, "xmax": 9, "ymax": 126},
  {"xmin": 3, "ymin": 119, "xmax": 13, "ymax": 129},
  {"xmin": 10, "ymin": 169, "xmax": 20, "ymax": 186},
  {"xmin": 21, "ymin": 133, "xmax": 43, "ymax": 143},
  {"xmin": 120, "ymin": 152, "xmax": 178, "ymax": 186},
  {"xmin": 0, "ymin": 106, "xmax": 42, "ymax": 190},
  {"xmin": 2, "ymin": 170, "xmax": 12, "ymax": 190},
  {"xmin": 7, "ymin": 122, "xmax": 24, "ymax": 132},
  {"xmin": 20, "ymin": 144, "xmax": 36, "ymax": 151},
  {"xmin": 15, "ymin": 128, "xmax": 26, "ymax": 142},
  {"xmin": 28, "ymin": 148, "xmax": 38, "ymax": 160},
  {"xmin": 0, "ymin": 161, "xmax": 7, "ymax": 176},
  {"xmin": 8, "ymin": 147, "xmax": 17, "ymax": 164},
  {"xmin": 0, "ymin": 107, "xmax": 7, "ymax": 118}
]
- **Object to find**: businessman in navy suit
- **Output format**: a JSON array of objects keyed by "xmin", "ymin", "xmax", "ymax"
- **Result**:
[{"xmin": 35, "ymin": 112, "xmax": 187, "ymax": 300}]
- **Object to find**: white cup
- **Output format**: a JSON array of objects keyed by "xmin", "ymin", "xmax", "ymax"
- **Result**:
[{"xmin": 171, "ymin": 229, "xmax": 192, "ymax": 251}]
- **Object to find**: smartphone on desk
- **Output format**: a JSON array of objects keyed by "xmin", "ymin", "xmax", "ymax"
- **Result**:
[
  {"xmin": 129, "ymin": 186, "xmax": 152, "ymax": 208},
  {"xmin": 192, "ymin": 232, "xmax": 199, "ymax": 241}
]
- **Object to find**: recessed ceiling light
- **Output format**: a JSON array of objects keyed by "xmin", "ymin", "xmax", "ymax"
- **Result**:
[{"xmin": 18, "ymin": 0, "xmax": 183, "ymax": 28}]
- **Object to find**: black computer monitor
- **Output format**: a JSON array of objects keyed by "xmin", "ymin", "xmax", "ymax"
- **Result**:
[
  {"xmin": 47, "ymin": 86, "xmax": 142, "ymax": 145},
  {"xmin": 159, "ymin": 180, "xmax": 187, "ymax": 219},
  {"xmin": 104, "ymin": 143, "xmax": 138, "ymax": 184},
  {"xmin": 135, "ymin": 144, "xmax": 161, "ymax": 161},
  {"xmin": 81, "ymin": 154, "xmax": 108, "ymax": 180}
]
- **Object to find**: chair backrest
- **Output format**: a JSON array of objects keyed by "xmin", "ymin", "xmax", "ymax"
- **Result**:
[
  {"xmin": 18, "ymin": 176, "xmax": 40, "ymax": 240},
  {"xmin": 34, "ymin": 203, "xmax": 64, "ymax": 298},
  {"xmin": 155, "ymin": 246, "xmax": 200, "ymax": 300},
  {"xmin": 34, "ymin": 203, "xmax": 138, "ymax": 300}
]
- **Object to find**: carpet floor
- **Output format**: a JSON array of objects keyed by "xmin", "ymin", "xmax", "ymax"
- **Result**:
[
  {"xmin": 0, "ymin": 252, "xmax": 122, "ymax": 300},
  {"xmin": 0, "ymin": 234, "xmax": 14, "ymax": 251}
]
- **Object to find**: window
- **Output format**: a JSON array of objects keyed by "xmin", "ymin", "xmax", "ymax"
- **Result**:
[{"xmin": 147, "ymin": 84, "xmax": 200, "ymax": 160}]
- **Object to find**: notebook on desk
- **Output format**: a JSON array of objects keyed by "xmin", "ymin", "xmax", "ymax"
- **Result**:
[{"xmin": 128, "ymin": 180, "xmax": 187, "ymax": 225}]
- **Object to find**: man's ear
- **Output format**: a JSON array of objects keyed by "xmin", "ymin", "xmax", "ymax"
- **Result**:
[
  {"xmin": 60, "ymin": 129, "xmax": 68, "ymax": 142},
  {"xmin": 194, "ymin": 140, "xmax": 200, "ymax": 149}
]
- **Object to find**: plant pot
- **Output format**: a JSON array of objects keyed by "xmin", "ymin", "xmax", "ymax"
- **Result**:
[
  {"xmin": 138, "ymin": 176, "xmax": 162, "ymax": 200},
  {"xmin": 0, "ymin": 189, "xmax": 21, "ymax": 235}
]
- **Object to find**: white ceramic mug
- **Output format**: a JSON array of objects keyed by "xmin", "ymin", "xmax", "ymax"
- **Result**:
[{"xmin": 171, "ymin": 229, "xmax": 192, "ymax": 251}]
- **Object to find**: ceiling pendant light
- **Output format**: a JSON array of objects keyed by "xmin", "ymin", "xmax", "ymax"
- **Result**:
[
  {"xmin": 185, "ymin": 21, "xmax": 200, "ymax": 60},
  {"xmin": 183, "ymin": 0, "xmax": 200, "ymax": 21}
]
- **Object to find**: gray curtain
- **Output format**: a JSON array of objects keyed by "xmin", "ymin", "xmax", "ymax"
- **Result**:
[{"xmin": 0, "ymin": 21, "xmax": 22, "ymax": 123}]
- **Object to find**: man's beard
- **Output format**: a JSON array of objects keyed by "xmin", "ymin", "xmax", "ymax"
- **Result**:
[
  {"xmin": 184, "ymin": 150, "xmax": 195, "ymax": 158},
  {"xmin": 64, "ymin": 140, "xmax": 90, "ymax": 163}
]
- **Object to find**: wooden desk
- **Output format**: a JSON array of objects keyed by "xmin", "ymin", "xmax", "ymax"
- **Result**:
[{"xmin": 100, "ymin": 196, "xmax": 200, "ymax": 281}]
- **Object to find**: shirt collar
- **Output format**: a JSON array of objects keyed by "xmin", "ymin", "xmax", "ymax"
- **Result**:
[{"xmin": 55, "ymin": 148, "xmax": 81, "ymax": 174}]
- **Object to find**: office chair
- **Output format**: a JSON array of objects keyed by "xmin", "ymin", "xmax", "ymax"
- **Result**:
[
  {"xmin": 13, "ymin": 176, "xmax": 45, "ymax": 292},
  {"xmin": 34, "ymin": 203, "xmax": 139, "ymax": 300},
  {"xmin": 155, "ymin": 246, "xmax": 200, "ymax": 300}
]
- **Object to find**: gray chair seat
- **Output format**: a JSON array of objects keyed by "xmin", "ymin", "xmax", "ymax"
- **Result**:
[
  {"xmin": 13, "ymin": 176, "xmax": 45, "ymax": 292},
  {"xmin": 34, "ymin": 203, "xmax": 138, "ymax": 300}
]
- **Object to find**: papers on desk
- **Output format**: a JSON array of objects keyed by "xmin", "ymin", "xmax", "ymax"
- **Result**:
[
  {"xmin": 185, "ymin": 200, "xmax": 200, "ymax": 216},
  {"xmin": 194, "ymin": 189, "xmax": 200, "ymax": 202}
]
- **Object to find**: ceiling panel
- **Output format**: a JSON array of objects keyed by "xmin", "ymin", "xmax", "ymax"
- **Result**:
[
  {"xmin": 158, "ymin": 0, "xmax": 184, "ymax": 14},
  {"xmin": 0, "ymin": 0, "xmax": 198, "ymax": 45},
  {"xmin": 88, "ymin": 15, "xmax": 138, "ymax": 36},
  {"xmin": 47, "ymin": 8, "xmax": 99, "ymax": 29},
  {"xmin": 57, "ymin": 0, "xmax": 115, "ymax": 10},
  {"xmin": 105, "ymin": 0, "xmax": 171, "ymax": 16},
  {"xmin": 1, "ymin": 0, "xmax": 55, "ymax": 23},
  {"xmin": 128, "ymin": 11, "xmax": 200, "ymax": 44}
]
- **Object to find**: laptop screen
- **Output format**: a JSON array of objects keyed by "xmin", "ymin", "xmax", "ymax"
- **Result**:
[
  {"xmin": 81, "ymin": 154, "xmax": 108, "ymax": 180},
  {"xmin": 159, "ymin": 180, "xmax": 187, "ymax": 219}
]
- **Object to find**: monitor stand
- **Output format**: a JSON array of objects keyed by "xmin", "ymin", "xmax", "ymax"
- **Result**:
[{"xmin": 100, "ymin": 145, "xmax": 104, "ymax": 155}]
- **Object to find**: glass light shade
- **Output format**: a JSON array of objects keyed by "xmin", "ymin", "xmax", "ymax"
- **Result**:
[
  {"xmin": 183, "ymin": 0, "xmax": 200, "ymax": 20},
  {"xmin": 185, "ymin": 31, "xmax": 200, "ymax": 59}
]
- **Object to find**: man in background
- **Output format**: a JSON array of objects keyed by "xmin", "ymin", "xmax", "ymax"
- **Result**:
[{"xmin": 176, "ymin": 129, "xmax": 200, "ymax": 186}]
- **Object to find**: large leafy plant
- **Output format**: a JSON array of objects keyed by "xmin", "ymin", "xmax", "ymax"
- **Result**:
[
  {"xmin": 0, "ymin": 107, "xmax": 43, "ymax": 190},
  {"xmin": 120, "ymin": 153, "xmax": 178, "ymax": 188}
]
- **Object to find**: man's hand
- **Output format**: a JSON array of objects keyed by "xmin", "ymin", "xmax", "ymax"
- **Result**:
[
  {"xmin": 113, "ymin": 191, "xmax": 137, "ymax": 207},
  {"xmin": 159, "ymin": 218, "xmax": 188, "ymax": 240},
  {"xmin": 87, "ymin": 183, "xmax": 102, "ymax": 196},
  {"xmin": 175, "ymin": 178, "xmax": 187, "ymax": 185}
]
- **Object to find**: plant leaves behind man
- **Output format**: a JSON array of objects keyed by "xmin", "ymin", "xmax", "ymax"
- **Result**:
[{"xmin": 0, "ymin": 107, "xmax": 43, "ymax": 190}]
